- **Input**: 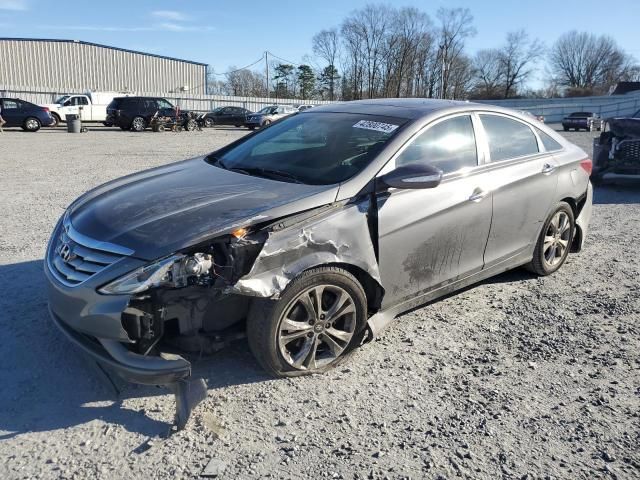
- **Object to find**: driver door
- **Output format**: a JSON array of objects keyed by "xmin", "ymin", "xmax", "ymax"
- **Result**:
[{"xmin": 376, "ymin": 114, "xmax": 494, "ymax": 309}]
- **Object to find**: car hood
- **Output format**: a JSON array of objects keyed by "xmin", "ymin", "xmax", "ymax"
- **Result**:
[{"xmin": 68, "ymin": 157, "xmax": 338, "ymax": 260}]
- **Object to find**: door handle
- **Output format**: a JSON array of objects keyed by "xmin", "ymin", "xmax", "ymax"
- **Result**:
[
  {"xmin": 542, "ymin": 163, "xmax": 556, "ymax": 174},
  {"xmin": 468, "ymin": 189, "xmax": 489, "ymax": 202}
]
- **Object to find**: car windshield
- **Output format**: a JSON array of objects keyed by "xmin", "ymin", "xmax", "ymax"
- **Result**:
[
  {"xmin": 207, "ymin": 112, "xmax": 407, "ymax": 185},
  {"xmin": 55, "ymin": 95, "xmax": 70, "ymax": 104},
  {"xmin": 256, "ymin": 106, "xmax": 277, "ymax": 114}
]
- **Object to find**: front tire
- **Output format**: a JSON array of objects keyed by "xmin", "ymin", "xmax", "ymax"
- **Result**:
[
  {"xmin": 204, "ymin": 117, "xmax": 214, "ymax": 128},
  {"xmin": 527, "ymin": 202, "xmax": 575, "ymax": 276},
  {"xmin": 130, "ymin": 116, "xmax": 146, "ymax": 132},
  {"xmin": 247, "ymin": 267, "xmax": 367, "ymax": 377},
  {"xmin": 50, "ymin": 113, "xmax": 60, "ymax": 128}
]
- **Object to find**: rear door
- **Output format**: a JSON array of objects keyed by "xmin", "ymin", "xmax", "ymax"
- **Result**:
[
  {"xmin": 478, "ymin": 113, "xmax": 558, "ymax": 268},
  {"xmin": 376, "ymin": 114, "xmax": 494, "ymax": 309}
]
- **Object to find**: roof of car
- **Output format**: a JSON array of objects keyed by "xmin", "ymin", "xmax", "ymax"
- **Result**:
[{"xmin": 308, "ymin": 98, "xmax": 481, "ymax": 119}]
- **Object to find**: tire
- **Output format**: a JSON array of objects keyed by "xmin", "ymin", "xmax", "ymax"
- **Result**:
[
  {"xmin": 261, "ymin": 120, "xmax": 272, "ymax": 128},
  {"xmin": 527, "ymin": 202, "xmax": 575, "ymax": 276},
  {"xmin": 248, "ymin": 126, "xmax": 256, "ymax": 130},
  {"xmin": 130, "ymin": 116, "xmax": 146, "ymax": 132},
  {"xmin": 50, "ymin": 113, "xmax": 60, "ymax": 128},
  {"xmin": 204, "ymin": 118, "xmax": 214, "ymax": 128},
  {"xmin": 563, "ymin": 126, "xmax": 568, "ymax": 131},
  {"xmin": 23, "ymin": 117, "xmax": 41, "ymax": 132},
  {"xmin": 185, "ymin": 119, "xmax": 197, "ymax": 131},
  {"xmin": 247, "ymin": 266, "xmax": 368, "ymax": 378}
]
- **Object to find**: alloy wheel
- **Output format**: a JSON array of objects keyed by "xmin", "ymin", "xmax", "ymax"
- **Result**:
[
  {"xmin": 25, "ymin": 118, "xmax": 39, "ymax": 130},
  {"xmin": 543, "ymin": 211, "xmax": 571, "ymax": 267},
  {"xmin": 277, "ymin": 284, "xmax": 357, "ymax": 371}
]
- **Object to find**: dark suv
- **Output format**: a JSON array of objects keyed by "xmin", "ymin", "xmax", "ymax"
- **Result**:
[{"xmin": 106, "ymin": 96, "xmax": 176, "ymax": 131}]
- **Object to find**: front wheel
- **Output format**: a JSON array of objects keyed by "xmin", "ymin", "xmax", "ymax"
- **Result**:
[
  {"xmin": 527, "ymin": 202, "xmax": 575, "ymax": 276},
  {"xmin": 23, "ymin": 117, "xmax": 41, "ymax": 132},
  {"xmin": 204, "ymin": 117, "xmax": 214, "ymax": 128},
  {"xmin": 50, "ymin": 113, "xmax": 60, "ymax": 128},
  {"xmin": 247, "ymin": 267, "xmax": 367, "ymax": 377},
  {"xmin": 130, "ymin": 116, "xmax": 146, "ymax": 132}
]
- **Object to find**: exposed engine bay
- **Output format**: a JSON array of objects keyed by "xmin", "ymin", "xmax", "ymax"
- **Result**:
[{"xmin": 593, "ymin": 117, "xmax": 640, "ymax": 181}]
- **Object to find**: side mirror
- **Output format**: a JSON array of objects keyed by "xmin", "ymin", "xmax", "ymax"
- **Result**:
[{"xmin": 380, "ymin": 164, "xmax": 443, "ymax": 190}]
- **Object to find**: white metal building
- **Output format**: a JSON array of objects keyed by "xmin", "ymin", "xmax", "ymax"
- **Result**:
[{"xmin": 0, "ymin": 38, "xmax": 208, "ymax": 95}]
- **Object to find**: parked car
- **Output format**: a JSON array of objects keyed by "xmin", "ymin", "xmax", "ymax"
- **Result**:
[
  {"xmin": 245, "ymin": 105, "xmax": 298, "ymax": 129},
  {"xmin": 45, "ymin": 99, "xmax": 593, "ymax": 428},
  {"xmin": 106, "ymin": 96, "xmax": 178, "ymax": 131},
  {"xmin": 297, "ymin": 104, "xmax": 315, "ymax": 112},
  {"xmin": 0, "ymin": 97, "xmax": 54, "ymax": 131},
  {"xmin": 202, "ymin": 106, "xmax": 251, "ymax": 127},
  {"xmin": 562, "ymin": 111, "xmax": 603, "ymax": 131},
  {"xmin": 592, "ymin": 111, "xmax": 640, "ymax": 184},
  {"xmin": 42, "ymin": 91, "xmax": 128, "ymax": 127}
]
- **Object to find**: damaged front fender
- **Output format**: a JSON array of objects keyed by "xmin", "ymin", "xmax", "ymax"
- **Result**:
[{"xmin": 232, "ymin": 200, "xmax": 382, "ymax": 299}]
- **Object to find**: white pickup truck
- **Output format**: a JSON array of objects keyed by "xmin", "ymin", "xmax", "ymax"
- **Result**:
[{"xmin": 42, "ymin": 91, "xmax": 129, "ymax": 126}]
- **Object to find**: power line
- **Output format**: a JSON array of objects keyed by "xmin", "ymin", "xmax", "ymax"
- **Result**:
[
  {"xmin": 208, "ymin": 56, "xmax": 265, "ymax": 76},
  {"xmin": 267, "ymin": 51, "xmax": 303, "ymax": 67}
]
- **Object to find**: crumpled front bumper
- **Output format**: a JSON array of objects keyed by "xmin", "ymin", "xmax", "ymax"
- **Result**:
[{"xmin": 45, "ymin": 248, "xmax": 191, "ymax": 386}]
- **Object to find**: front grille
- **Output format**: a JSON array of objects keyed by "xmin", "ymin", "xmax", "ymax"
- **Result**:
[
  {"xmin": 616, "ymin": 140, "xmax": 640, "ymax": 163},
  {"xmin": 49, "ymin": 219, "xmax": 133, "ymax": 286}
]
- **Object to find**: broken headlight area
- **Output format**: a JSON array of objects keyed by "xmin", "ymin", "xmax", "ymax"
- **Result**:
[{"xmin": 105, "ymin": 232, "xmax": 267, "ymax": 356}]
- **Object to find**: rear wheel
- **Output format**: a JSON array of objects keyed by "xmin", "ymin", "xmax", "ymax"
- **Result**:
[
  {"xmin": 130, "ymin": 116, "xmax": 146, "ymax": 132},
  {"xmin": 185, "ymin": 119, "xmax": 198, "ymax": 131},
  {"xmin": 247, "ymin": 267, "xmax": 367, "ymax": 377},
  {"xmin": 23, "ymin": 117, "xmax": 41, "ymax": 132},
  {"xmin": 527, "ymin": 202, "xmax": 575, "ymax": 276}
]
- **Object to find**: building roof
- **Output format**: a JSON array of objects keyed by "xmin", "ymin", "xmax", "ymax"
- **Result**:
[
  {"xmin": 610, "ymin": 82, "xmax": 640, "ymax": 96},
  {"xmin": 0, "ymin": 38, "xmax": 208, "ymax": 66}
]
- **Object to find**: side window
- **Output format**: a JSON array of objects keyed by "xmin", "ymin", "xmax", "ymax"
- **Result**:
[
  {"xmin": 2, "ymin": 100, "xmax": 19, "ymax": 110},
  {"xmin": 395, "ymin": 115, "xmax": 478, "ymax": 174},
  {"xmin": 480, "ymin": 114, "xmax": 539, "ymax": 161},
  {"xmin": 535, "ymin": 129, "xmax": 563, "ymax": 152},
  {"xmin": 157, "ymin": 99, "xmax": 174, "ymax": 110},
  {"xmin": 79, "ymin": 97, "xmax": 89, "ymax": 105}
]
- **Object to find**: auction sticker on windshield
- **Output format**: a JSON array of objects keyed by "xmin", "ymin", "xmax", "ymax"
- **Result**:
[{"xmin": 353, "ymin": 120, "xmax": 399, "ymax": 134}]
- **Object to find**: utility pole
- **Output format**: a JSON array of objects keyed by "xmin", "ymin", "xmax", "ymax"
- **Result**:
[
  {"xmin": 265, "ymin": 51, "xmax": 270, "ymax": 99},
  {"xmin": 439, "ymin": 43, "xmax": 447, "ymax": 100}
]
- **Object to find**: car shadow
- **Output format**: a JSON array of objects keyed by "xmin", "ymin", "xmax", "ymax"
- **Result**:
[{"xmin": 0, "ymin": 259, "xmax": 270, "ymax": 440}]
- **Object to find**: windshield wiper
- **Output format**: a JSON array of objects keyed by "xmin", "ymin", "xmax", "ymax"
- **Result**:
[{"xmin": 227, "ymin": 166, "xmax": 304, "ymax": 184}]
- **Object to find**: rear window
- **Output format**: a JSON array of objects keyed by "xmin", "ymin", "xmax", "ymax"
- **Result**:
[
  {"xmin": 107, "ymin": 98, "xmax": 126, "ymax": 109},
  {"xmin": 480, "ymin": 114, "xmax": 539, "ymax": 161},
  {"xmin": 536, "ymin": 129, "xmax": 563, "ymax": 152}
]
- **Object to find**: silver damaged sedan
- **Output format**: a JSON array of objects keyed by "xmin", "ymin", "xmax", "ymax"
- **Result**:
[{"xmin": 45, "ymin": 99, "xmax": 593, "ymax": 426}]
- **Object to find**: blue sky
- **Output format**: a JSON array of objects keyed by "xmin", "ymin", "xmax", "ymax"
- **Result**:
[{"xmin": 1, "ymin": 0, "xmax": 639, "ymax": 86}]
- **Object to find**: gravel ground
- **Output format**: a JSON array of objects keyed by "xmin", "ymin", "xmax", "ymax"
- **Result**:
[{"xmin": 0, "ymin": 124, "xmax": 638, "ymax": 480}]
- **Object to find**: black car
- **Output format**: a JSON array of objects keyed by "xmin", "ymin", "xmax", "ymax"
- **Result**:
[
  {"xmin": 0, "ymin": 97, "xmax": 54, "ymax": 131},
  {"xmin": 106, "ymin": 96, "xmax": 177, "ymax": 132},
  {"xmin": 562, "ymin": 112, "xmax": 604, "ymax": 132},
  {"xmin": 203, "ymin": 106, "xmax": 251, "ymax": 128}
]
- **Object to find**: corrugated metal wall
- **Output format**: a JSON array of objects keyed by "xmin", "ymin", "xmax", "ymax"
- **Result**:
[{"xmin": 0, "ymin": 39, "xmax": 206, "ymax": 94}]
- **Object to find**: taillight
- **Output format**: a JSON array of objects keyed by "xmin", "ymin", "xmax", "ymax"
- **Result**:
[
  {"xmin": 42, "ymin": 107, "xmax": 49, "ymax": 112},
  {"xmin": 580, "ymin": 158, "xmax": 593, "ymax": 176}
]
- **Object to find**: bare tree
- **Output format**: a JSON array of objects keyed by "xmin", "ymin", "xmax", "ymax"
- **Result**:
[
  {"xmin": 499, "ymin": 30, "xmax": 544, "ymax": 98},
  {"xmin": 471, "ymin": 49, "xmax": 503, "ymax": 99},
  {"xmin": 224, "ymin": 68, "xmax": 266, "ymax": 97},
  {"xmin": 312, "ymin": 28, "xmax": 340, "ymax": 100},
  {"xmin": 436, "ymin": 7, "xmax": 476, "ymax": 99},
  {"xmin": 550, "ymin": 31, "xmax": 639, "ymax": 95}
]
